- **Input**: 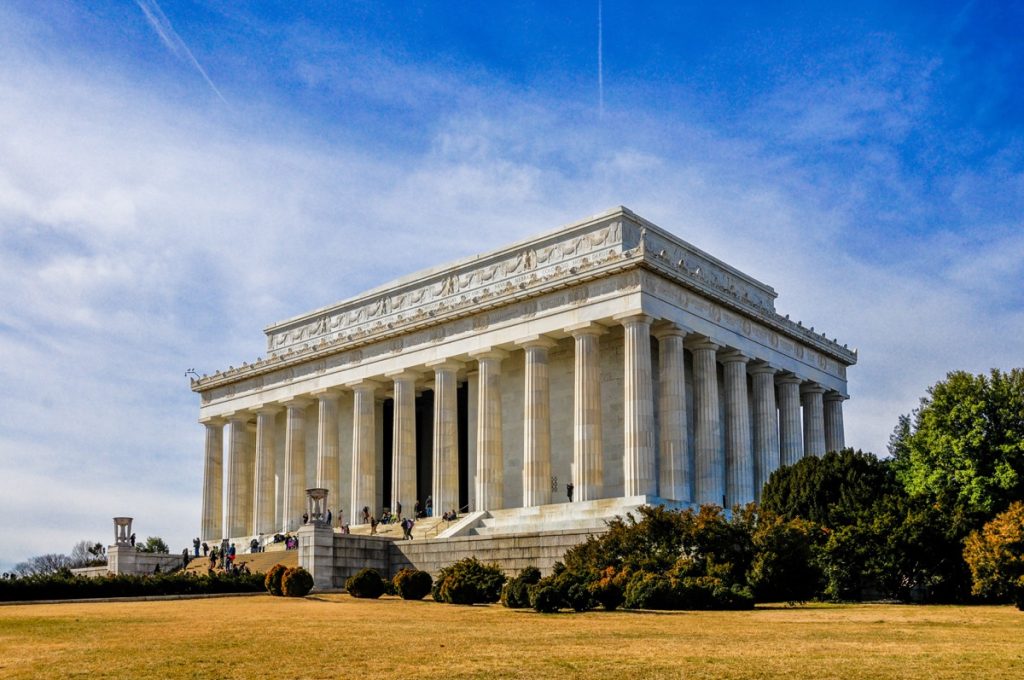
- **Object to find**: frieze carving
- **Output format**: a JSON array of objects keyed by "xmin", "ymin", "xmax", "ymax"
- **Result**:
[{"xmin": 264, "ymin": 220, "xmax": 625, "ymax": 357}]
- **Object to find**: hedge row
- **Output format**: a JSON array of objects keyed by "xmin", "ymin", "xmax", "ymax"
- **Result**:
[{"xmin": 0, "ymin": 570, "xmax": 265, "ymax": 602}]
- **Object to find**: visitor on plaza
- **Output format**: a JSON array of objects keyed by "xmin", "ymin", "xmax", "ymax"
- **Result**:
[{"xmin": 193, "ymin": 537, "xmax": 201, "ymax": 556}]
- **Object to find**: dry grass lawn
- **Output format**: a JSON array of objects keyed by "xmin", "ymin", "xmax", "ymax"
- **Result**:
[{"xmin": 1, "ymin": 595, "xmax": 1022, "ymax": 679}]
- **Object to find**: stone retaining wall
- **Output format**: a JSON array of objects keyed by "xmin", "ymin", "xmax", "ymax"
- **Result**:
[{"xmin": 300, "ymin": 525, "xmax": 608, "ymax": 590}]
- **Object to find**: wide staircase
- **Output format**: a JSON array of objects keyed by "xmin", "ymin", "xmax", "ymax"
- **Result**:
[
  {"xmin": 438, "ymin": 495, "xmax": 682, "ymax": 538},
  {"xmin": 183, "ymin": 548, "xmax": 296, "ymax": 575}
]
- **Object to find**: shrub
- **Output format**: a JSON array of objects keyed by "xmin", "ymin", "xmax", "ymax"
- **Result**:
[
  {"xmin": 393, "ymin": 568, "xmax": 433, "ymax": 600},
  {"xmin": 530, "ymin": 584, "xmax": 562, "ymax": 613},
  {"xmin": 589, "ymin": 566, "xmax": 627, "ymax": 611},
  {"xmin": 265, "ymin": 564, "xmax": 287, "ymax": 596},
  {"xmin": 433, "ymin": 557, "xmax": 506, "ymax": 605},
  {"xmin": 566, "ymin": 583, "xmax": 594, "ymax": 612},
  {"xmin": 0, "ymin": 571, "xmax": 265, "ymax": 602},
  {"xmin": 345, "ymin": 568, "xmax": 386, "ymax": 599},
  {"xmin": 746, "ymin": 514, "xmax": 823, "ymax": 603},
  {"xmin": 501, "ymin": 566, "xmax": 541, "ymax": 609},
  {"xmin": 281, "ymin": 567, "xmax": 314, "ymax": 597},
  {"xmin": 623, "ymin": 571, "xmax": 676, "ymax": 610}
]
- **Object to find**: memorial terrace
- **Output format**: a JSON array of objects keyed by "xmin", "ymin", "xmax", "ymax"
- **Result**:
[{"xmin": 190, "ymin": 206, "xmax": 857, "ymax": 545}]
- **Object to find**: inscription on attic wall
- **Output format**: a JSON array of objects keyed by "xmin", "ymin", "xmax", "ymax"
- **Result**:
[{"xmin": 203, "ymin": 272, "xmax": 641, "ymax": 406}]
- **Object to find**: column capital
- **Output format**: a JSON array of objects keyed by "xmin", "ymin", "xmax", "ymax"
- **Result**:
[
  {"xmin": 718, "ymin": 348, "xmax": 750, "ymax": 365},
  {"xmin": 469, "ymin": 348, "xmax": 509, "ymax": 361},
  {"xmin": 224, "ymin": 410, "xmax": 252, "ymax": 423},
  {"xmin": 565, "ymin": 321, "xmax": 608, "ymax": 338},
  {"xmin": 515, "ymin": 335, "xmax": 557, "ymax": 350},
  {"xmin": 199, "ymin": 416, "xmax": 225, "ymax": 426},
  {"xmin": 310, "ymin": 387, "xmax": 343, "ymax": 400},
  {"xmin": 425, "ymin": 359, "xmax": 465, "ymax": 372},
  {"xmin": 775, "ymin": 372, "xmax": 803, "ymax": 386},
  {"xmin": 824, "ymin": 390, "xmax": 848, "ymax": 402},
  {"xmin": 651, "ymin": 323, "xmax": 688, "ymax": 340},
  {"xmin": 345, "ymin": 379, "xmax": 382, "ymax": 392},
  {"xmin": 613, "ymin": 311, "xmax": 654, "ymax": 327},
  {"xmin": 384, "ymin": 369, "xmax": 422, "ymax": 381},
  {"xmin": 280, "ymin": 397, "xmax": 313, "ymax": 409},
  {"xmin": 748, "ymin": 360, "xmax": 777, "ymax": 376},
  {"xmin": 686, "ymin": 335, "xmax": 721, "ymax": 352},
  {"xmin": 253, "ymin": 404, "xmax": 283, "ymax": 415},
  {"xmin": 800, "ymin": 382, "xmax": 827, "ymax": 396}
]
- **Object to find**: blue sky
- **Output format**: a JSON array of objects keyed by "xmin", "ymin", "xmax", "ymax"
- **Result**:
[{"xmin": 0, "ymin": 1, "xmax": 1021, "ymax": 569}]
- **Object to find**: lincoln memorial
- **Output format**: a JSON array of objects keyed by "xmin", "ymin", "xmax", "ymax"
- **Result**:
[{"xmin": 191, "ymin": 207, "xmax": 856, "ymax": 545}]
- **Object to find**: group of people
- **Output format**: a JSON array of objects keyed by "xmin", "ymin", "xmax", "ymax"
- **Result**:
[{"xmin": 413, "ymin": 497, "xmax": 434, "ymax": 518}]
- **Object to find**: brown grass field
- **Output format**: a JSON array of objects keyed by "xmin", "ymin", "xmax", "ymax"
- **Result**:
[{"xmin": 0, "ymin": 595, "xmax": 1022, "ymax": 679}]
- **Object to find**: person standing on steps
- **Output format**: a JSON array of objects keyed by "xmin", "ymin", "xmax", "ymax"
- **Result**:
[{"xmin": 566, "ymin": 482, "xmax": 574, "ymax": 503}]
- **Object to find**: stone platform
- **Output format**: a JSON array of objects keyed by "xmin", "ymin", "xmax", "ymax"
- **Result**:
[{"xmin": 298, "ymin": 496, "xmax": 685, "ymax": 590}]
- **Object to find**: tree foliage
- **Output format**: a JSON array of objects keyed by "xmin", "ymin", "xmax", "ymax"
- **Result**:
[
  {"xmin": 137, "ymin": 536, "xmax": 170, "ymax": 554},
  {"xmin": 963, "ymin": 501, "xmax": 1024, "ymax": 608},
  {"xmin": 761, "ymin": 449, "xmax": 896, "ymax": 528},
  {"xmin": 891, "ymin": 369, "xmax": 1024, "ymax": 528}
]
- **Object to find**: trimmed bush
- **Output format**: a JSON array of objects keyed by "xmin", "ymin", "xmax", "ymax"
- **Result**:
[
  {"xmin": 589, "ymin": 567, "xmax": 627, "ymax": 611},
  {"xmin": 432, "ymin": 557, "xmax": 506, "ymax": 605},
  {"xmin": 566, "ymin": 583, "xmax": 594, "ymax": 612},
  {"xmin": 0, "ymin": 571, "xmax": 265, "ymax": 602},
  {"xmin": 501, "ymin": 566, "xmax": 541, "ymax": 609},
  {"xmin": 623, "ymin": 571, "xmax": 676, "ymax": 610},
  {"xmin": 346, "ymin": 568, "xmax": 386, "ymax": 599},
  {"xmin": 281, "ymin": 567, "xmax": 314, "ymax": 597},
  {"xmin": 393, "ymin": 568, "xmax": 432, "ymax": 600},
  {"xmin": 530, "ymin": 584, "xmax": 561, "ymax": 613},
  {"xmin": 265, "ymin": 564, "xmax": 287, "ymax": 596}
]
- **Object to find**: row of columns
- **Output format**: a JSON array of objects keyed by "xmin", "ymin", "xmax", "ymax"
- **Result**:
[{"xmin": 200, "ymin": 313, "xmax": 847, "ymax": 541}]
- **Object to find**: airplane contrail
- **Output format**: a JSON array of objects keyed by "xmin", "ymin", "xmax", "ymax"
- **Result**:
[
  {"xmin": 598, "ymin": 0, "xmax": 604, "ymax": 117},
  {"xmin": 135, "ymin": 0, "xmax": 228, "ymax": 104}
]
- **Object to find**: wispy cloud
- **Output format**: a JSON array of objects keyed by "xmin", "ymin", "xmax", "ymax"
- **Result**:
[{"xmin": 134, "ymin": 0, "xmax": 227, "ymax": 104}]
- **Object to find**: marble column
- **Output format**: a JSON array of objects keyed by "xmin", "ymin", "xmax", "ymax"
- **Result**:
[
  {"xmin": 252, "ymin": 406, "xmax": 280, "ymax": 537},
  {"xmin": 200, "ymin": 419, "xmax": 224, "ymax": 542},
  {"xmin": 225, "ymin": 414, "xmax": 251, "ymax": 538},
  {"xmin": 520, "ymin": 337, "xmax": 556, "ymax": 507},
  {"xmin": 466, "ymin": 369, "xmax": 478, "ymax": 512},
  {"xmin": 472, "ymin": 351, "xmax": 507, "ymax": 511},
  {"xmin": 721, "ymin": 350, "xmax": 753, "ymax": 507},
  {"xmin": 349, "ymin": 382, "xmax": 378, "ymax": 524},
  {"xmin": 777, "ymin": 374, "xmax": 804, "ymax": 467},
  {"xmin": 749, "ymin": 362, "xmax": 780, "ymax": 500},
  {"xmin": 389, "ymin": 372, "xmax": 418, "ymax": 519},
  {"xmin": 283, "ymin": 399, "xmax": 310, "ymax": 532},
  {"xmin": 620, "ymin": 314, "xmax": 656, "ymax": 497},
  {"xmin": 691, "ymin": 338, "xmax": 723, "ymax": 506},
  {"xmin": 824, "ymin": 392, "xmax": 847, "ymax": 453},
  {"xmin": 569, "ymin": 323, "xmax": 606, "ymax": 503},
  {"xmin": 802, "ymin": 383, "xmax": 827, "ymax": 457},
  {"xmin": 653, "ymin": 326, "xmax": 689, "ymax": 503},
  {"xmin": 314, "ymin": 390, "xmax": 341, "ymax": 520},
  {"xmin": 430, "ymin": 361, "xmax": 461, "ymax": 517}
]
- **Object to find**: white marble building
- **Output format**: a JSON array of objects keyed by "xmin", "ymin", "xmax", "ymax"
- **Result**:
[{"xmin": 192, "ymin": 207, "xmax": 855, "ymax": 543}]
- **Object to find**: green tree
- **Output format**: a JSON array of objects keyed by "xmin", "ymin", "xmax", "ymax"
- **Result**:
[
  {"xmin": 891, "ymin": 369, "xmax": 1024, "ymax": 528},
  {"xmin": 760, "ymin": 449, "xmax": 896, "ymax": 528},
  {"xmin": 137, "ymin": 536, "xmax": 170, "ymax": 554}
]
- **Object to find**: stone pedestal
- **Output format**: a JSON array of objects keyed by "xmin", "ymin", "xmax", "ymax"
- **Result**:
[{"xmin": 297, "ymin": 523, "xmax": 336, "ymax": 591}]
